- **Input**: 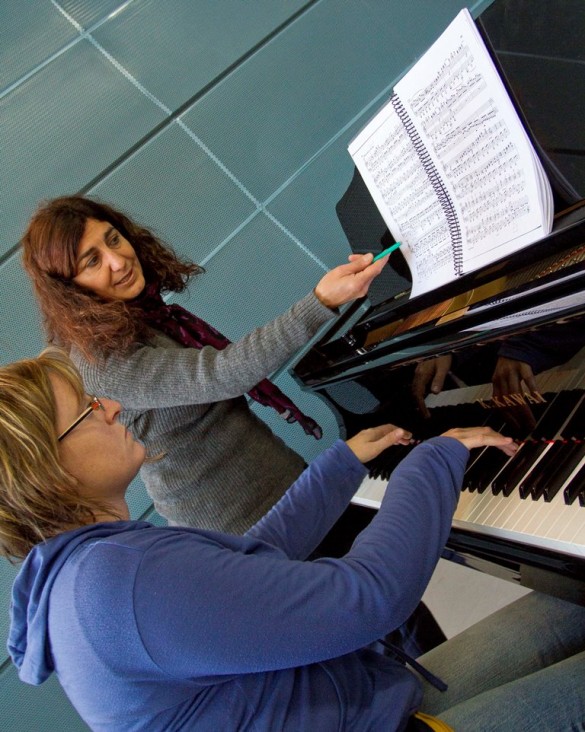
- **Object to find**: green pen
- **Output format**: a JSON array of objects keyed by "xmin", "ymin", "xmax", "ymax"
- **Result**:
[{"xmin": 372, "ymin": 241, "xmax": 402, "ymax": 262}]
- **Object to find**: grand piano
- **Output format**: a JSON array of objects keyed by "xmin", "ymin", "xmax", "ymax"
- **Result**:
[{"xmin": 292, "ymin": 0, "xmax": 585, "ymax": 606}]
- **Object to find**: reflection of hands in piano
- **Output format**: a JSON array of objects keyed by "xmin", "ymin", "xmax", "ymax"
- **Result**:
[
  {"xmin": 492, "ymin": 357, "xmax": 538, "ymax": 431},
  {"xmin": 413, "ymin": 352, "xmax": 538, "ymax": 428},
  {"xmin": 345, "ymin": 423, "xmax": 412, "ymax": 463},
  {"xmin": 412, "ymin": 355, "xmax": 453, "ymax": 418},
  {"xmin": 492, "ymin": 356, "xmax": 538, "ymax": 397},
  {"xmin": 313, "ymin": 252, "xmax": 389, "ymax": 309},
  {"xmin": 441, "ymin": 426, "xmax": 518, "ymax": 456}
]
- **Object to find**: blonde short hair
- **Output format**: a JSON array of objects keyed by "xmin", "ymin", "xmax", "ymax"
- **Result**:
[{"xmin": 0, "ymin": 348, "xmax": 110, "ymax": 561}]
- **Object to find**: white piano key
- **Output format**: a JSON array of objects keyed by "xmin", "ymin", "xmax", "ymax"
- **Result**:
[
  {"xmin": 353, "ymin": 467, "xmax": 585, "ymax": 559},
  {"xmin": 540, "ymin": 458, "xmax": 585, "ymax": 541}
]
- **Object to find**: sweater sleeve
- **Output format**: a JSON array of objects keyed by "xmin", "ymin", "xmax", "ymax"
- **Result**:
[
  {"xmin": 74, "ymin": 291, "xmax": 334, "ymax": 408},
  {"xmin": 133, "ymin": 437, "xmax": 469, "ymax": 677},
  {"xmin": 246, "ymin": 440, "xmax": 367, "ymax": 559}
]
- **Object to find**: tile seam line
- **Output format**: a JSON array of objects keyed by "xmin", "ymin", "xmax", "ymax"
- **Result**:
[
  {"xmin": 0, "ymin": 0, "xmax": 333, "ymax": 268},
  {"xmin": 174, "ymin": 120, "xmax": 259, "ymax": 206},
  {"xmin": 48, "ymin": 0, "xmax": 325, "ymax": 223},
  {"xmin": 0, "ymin": 243, "xmax": 22, "ymax": 269},
  {"xmin": 263, "ymin": 88, "xmax": 408, "ymax": 208},
  {"xmin": 57, "ymin": 3, "xmax": 329, "ymax": 267},
  {"xmin": 0, "ymin": 35, "xmax": 82, "ymax": 99},
  {"xmin": 70, "ymin": 0, "xmax": 322, "ymax": 204},
  {"xmin": 262, "ymin": 211, "xmax": 328, "ymax": 272},
  {"xmin": 197, "ymin": 210, "xmax": 262, "ymax": 269},
  {"xmin": 0, "ymin": 0, "xmax": 136, "ymax": 99},
  {"xmin": 2, "ymin": 0, "xmax": 320, "ymax": 103}
]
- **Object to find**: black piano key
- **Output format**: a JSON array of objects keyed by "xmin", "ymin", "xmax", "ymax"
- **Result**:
[
  {"xmin": 522, "ymin": 442, "xmax": 571, "ymax": 500},
  {"xmin": 428, "ymin": 402, "xmax": 491, "ymax": 435},
  {"xmin": 518, "ymin": 442, "xmax": 568, "ymax": 500},
  {"xmin": 559, "ymin": 392, "xmax": 585, "ymax": 438},
  {"xmin": 461, "ymin": 448, "xmax": 483, "ymax": 490},
  {"xmin": 460, "ymin": 412, "xmax": 510, "ymax": 488},
  {"xmin": 493, "ymin": 391, "xmax": 581, "ymax": 497},
  {"xmin": 461, "ymin": 447, "xmax": 488, "ymax": 493},
  {"xmin": 531, "ymin": 391, "xmax": 580, "ymax": 439},
  {"xmin": 563, "ymin": 461, "xmax": 585, "ymax": 505},
  {"xmin": 367, "ymin": 443, "xmax": 413, "ymax": 480},
  {"xmin": 371, "ymin": 400, "xmax": 503, "ymax": 482},
  {"xmin": 492, "ymin": 442, "xmax": 547, "ymax": 497},
  {"xmin": 543, "ymin": 442, "xmax": 585, "ymax": 502},
  {"xmin": 464, "ymin": 449, "xmax": 511, "ymax": 493}
]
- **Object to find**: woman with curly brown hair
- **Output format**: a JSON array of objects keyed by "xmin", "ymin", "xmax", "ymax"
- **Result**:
[{"xmin": 21, "ymin": 195, "xmax": 388, "ymax": 533}]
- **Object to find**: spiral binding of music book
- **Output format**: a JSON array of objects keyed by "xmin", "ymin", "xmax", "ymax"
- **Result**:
[{"xmin": 390, "ymin": 94, "xmax": 464, "ymax": 277}]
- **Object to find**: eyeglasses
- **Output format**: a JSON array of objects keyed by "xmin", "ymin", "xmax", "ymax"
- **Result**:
[{"xmin": 57, "ymin": 396, "xmax": 105, "ymax": 442}]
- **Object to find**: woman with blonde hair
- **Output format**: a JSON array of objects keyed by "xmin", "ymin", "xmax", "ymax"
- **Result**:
[
  {"xmin": 3, "ymin": 349, "xmax": 585, "ymax": 731},
  {"xmin": 21, "ymin": 196, "xmax": 388, "ymax": 533}
]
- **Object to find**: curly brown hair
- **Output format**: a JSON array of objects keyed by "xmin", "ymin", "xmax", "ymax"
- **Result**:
[{"xmin": 21, "ymin": 195, "xmax": 203, "ymax": 360}]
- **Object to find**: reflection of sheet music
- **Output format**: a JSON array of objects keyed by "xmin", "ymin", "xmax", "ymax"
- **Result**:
[
  {"xmin": 467, "ymin": 269, "xmax": 584, "ymax": 316},
  {"xmin": 348, "ymin": 9, "xmax": 553, "ymax": 298},
  {"xmin": 465, "ymin": 290, "xmax": 585, "ymax": 331}
]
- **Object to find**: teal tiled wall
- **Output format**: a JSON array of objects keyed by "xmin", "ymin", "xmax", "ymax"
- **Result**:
[{"xmin": 0, "ymin": 1, "xmax": 492, "ymax": 727}]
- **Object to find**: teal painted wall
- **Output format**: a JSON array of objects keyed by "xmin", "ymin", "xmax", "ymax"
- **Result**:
[{"xmin": 0, "ymin": 1, "xmax": 492, "ymax": 727}]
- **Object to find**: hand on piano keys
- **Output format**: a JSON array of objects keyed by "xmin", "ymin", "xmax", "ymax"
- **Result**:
[
  {"xmin": 346, "ymin": 424, "xmax": 516, "ymax": 464},
  {"xmin": 441, "ymin": 426, "xmax": 518, "ymax": 456},
  {"xmin": 345, "ymin": 424, "xmax": 412, "ymax": 463}
]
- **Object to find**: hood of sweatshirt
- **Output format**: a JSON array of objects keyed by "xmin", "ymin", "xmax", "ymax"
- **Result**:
[{"xmin": 8, "ymin": 521, "xmax": 150, "ymax": 685}]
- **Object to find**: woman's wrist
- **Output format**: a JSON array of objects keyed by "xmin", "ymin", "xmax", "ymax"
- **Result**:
[{"xmin": 313, "ymin": 286, "xmax": 338, "ymax": 311}]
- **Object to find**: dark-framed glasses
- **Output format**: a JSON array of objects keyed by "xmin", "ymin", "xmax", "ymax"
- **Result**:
[{"xmin": 58, "ymin": 396, "xmax": 105, "ymax": 442}]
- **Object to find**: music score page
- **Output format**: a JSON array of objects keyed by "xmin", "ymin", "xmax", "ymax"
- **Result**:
[{"xmin": 349, "ymin": 8, "xmax": 553, "ymax": 297}]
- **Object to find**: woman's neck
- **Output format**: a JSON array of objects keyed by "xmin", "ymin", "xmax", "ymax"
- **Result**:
[
  {"xmin": 95, "ymin": 498, "xmax": 131, "ymax": 523},
  {"xmin": 74, "ymin": 496, "xmax": 130, "ymax": 526}
]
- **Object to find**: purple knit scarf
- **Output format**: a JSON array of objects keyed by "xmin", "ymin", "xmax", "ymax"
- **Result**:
[{"xmin": 136, "ymin": 283, "xmax": 322, "ymax": 439}]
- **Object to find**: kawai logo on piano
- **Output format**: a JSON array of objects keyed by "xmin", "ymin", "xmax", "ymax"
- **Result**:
[{"xmin": 476, "ymin": 391, "xmax": 547, "ymax": 409}]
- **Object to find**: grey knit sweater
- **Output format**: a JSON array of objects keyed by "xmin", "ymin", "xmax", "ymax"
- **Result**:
[{"xmin": 71, "ymin": 292, "xmax": 335, "ymax": 533}]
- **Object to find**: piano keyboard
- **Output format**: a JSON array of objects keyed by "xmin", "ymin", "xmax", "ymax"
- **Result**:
[{"xmin": 353, "ymin": 368, "xmax": 585, "ymax": 559}]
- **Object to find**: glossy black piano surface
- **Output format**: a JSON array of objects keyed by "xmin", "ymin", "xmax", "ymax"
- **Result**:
[{"xmin": 292, "ymin": 0, "xmax": 585, "ymax": 605}]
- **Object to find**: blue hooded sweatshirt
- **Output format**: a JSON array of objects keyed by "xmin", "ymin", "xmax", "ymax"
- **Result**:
[{"xmin": 8, "ymin": 437, "xmax": 467, "ymax": 731}]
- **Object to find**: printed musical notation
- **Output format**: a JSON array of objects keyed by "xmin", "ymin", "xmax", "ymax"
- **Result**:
[
  {"xmin": 358, "ymin": 103, "xmax": 454, "ymax": 284},
  {"xmin": 348, "ymin": 8, "xmax": 552, "ymax": 297}
]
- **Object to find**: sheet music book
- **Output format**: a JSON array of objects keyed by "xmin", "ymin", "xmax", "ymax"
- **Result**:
[{"xmin": 348, "ymin": 8, "xmax": 553, "ymax": 298}]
